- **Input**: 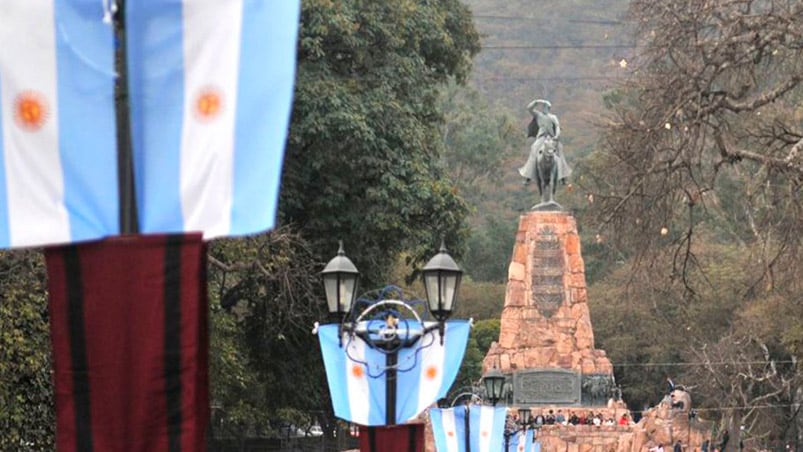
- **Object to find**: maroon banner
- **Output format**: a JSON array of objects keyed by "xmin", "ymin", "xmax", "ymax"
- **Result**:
[
  {"xmin": 359, "ymin": 423, "xmax": 425, "ymax": 452},
  {"xmin": 47, "ymin": 234, "xmax": 209, "ymax": 452}
]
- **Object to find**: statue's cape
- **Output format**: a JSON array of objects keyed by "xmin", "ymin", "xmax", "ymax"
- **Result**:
[{"xmin": 527, "ymin": 116, "xmax": 538, "ymax": 138}]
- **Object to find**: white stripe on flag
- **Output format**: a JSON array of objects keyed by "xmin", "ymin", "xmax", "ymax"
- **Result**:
[
  {"xmin": 477, "ymin": 406, "xmax": 495, "ymax": 452},
  {"xmin": 345, "ymin": 334, "xmax": 371, "ymax": 425},
  {"xmin": 443, "ymin": 408, "xmax": 460, "ymax": 452},
  {"xmin": 180, "ymin": 0, "xmax": 242, "ymax": 236},
  {"xmin": 416, "ymin": 327, "xmax": 447, "ymax": 414},
  {"xmin": 0, "ymin": 2, "xmax": 69, "ymax": 246}
]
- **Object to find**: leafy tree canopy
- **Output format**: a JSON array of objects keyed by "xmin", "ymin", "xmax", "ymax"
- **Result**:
[{"xmin": 281, "ymin": 0, "xmax": 481, "ymax": 286}]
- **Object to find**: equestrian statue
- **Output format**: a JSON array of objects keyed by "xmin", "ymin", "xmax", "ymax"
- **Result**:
[{"xmin": 518, "ymin": 99, "xmax": 572, "ymax": 210}]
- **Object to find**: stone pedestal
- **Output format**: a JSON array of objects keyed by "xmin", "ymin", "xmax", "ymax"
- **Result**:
[{"xmin": 482, "ymin": 211, "xmax": 613, "ymax": 404}]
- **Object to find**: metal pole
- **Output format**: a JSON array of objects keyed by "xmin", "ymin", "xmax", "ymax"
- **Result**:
[
  {"xmin": 112, "ymin": 0, "xmax": 139, "ymax": 234},
  {"xmin": 386, "ymin": 351, "xmax": 398, "ymax": 425},
  {"xmin": 464, "ymin": 404, "xmax": 471, "ymax": 452}
]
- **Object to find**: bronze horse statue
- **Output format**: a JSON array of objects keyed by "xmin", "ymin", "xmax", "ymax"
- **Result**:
[{"xmin": 534, "ymin": 137, "xmax": 559, "ymax": 207}]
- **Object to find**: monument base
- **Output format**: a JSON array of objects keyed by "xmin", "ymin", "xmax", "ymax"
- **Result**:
[{"xmin": 483, "ymin": 211, "xmax": 615, "ymax": 406}]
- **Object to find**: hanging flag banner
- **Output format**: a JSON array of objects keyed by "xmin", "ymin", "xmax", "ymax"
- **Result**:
[
  {"xmin": 0, "ymin": 0, "xmax": 299, "ymax": 249},
  {"xmin": 0, "ymin": 1, "xmax": 118, "ymax": 248},
  {"xmin": 430, "ymin": 405, "xmax": 507, "ymax": 452},
  {"xmin": 318, "ymin": 320, "xmax": 471, "ymax": 426},
  {"xmin": 357, "ymin": 423, "xmax": 426, "ymax": 452},
  {"xmin": 47, "ymin": 234, "xmax": 209, "ymax": 452},
  {"xmin": 126, "ymin": 0, "xmax": 300, "ymax": 239}
]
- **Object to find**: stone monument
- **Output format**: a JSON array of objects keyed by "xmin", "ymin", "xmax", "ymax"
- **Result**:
[{"xmin": 482, "ymin": 211, "xmax": 615, "ymax": 406}]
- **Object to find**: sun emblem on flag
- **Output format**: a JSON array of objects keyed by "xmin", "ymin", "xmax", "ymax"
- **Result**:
[
  {"xmin": 14, "ymin": 91, "xmax": 49, "ymax": 131},
  {"xmin": 446, "ymin": 430, "xmax": 454, "ymax": 437},
  {"xmin": 194, "ymin": 86, "xmax": 223, "ymax": 121},
  {"xmin": 351, "ymin": 364, "xmax": 364, "ymax": 379},
  {"xmin": 481, "ymin": 431, "xmax": 488, "ymax": 437},
  {"xmin": 425, "ymin": 365, "xmax": 438, "ymax": 380}
]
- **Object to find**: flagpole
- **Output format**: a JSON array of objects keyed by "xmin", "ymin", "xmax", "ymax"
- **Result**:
[
  {"xmin": 465, "ymin": 403, "xmax": 471, "ymax": 452},
  {"xmin": 385, "ymin": 352, "xmax": 397, "ymax": 425},
  {"xmin": 113, "ymin": 0, "xmax": 139, "ymax": 234}
]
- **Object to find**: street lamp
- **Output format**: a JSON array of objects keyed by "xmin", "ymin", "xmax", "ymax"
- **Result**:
[
  {"xmin": 422, "ymin": 241, "xmax": 462, "ymax": 324},
  {"xmin": 321, "ymin": 241, "xmax": 359, "ymax": 319},
  {"xmin": 483, "ymin": 367, "xmax": 506, "ymax": 406},
  {"xmin": 320, "ymin": 242, "xmax": 464, "ymax": 426}
]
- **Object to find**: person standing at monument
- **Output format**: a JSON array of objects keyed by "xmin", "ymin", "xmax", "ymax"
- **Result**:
[{"xmin": 518, "ymin": 99, "xmax": 572, "ymax": 186}]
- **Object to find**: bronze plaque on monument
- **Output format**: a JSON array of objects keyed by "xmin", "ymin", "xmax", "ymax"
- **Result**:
[
  {"xmin": 532, "ymin": 229, "xmax": 565, "ymax": 318},
  {"xmin": 512, "ymin": 369, "xmax": 581, "ymax": 405}
]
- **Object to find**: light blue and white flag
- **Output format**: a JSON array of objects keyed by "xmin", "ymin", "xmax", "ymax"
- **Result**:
[
  {"xmin": 430, "ymin": 405, "xmax": 506, "ymax": 452},
  {"xmin": 505, "ymin": 428, "xmax": 538, "ymax": 452},
  {"xmin": 0, "ymin": 1, "xmax": 299, "ymax": 248},
  {"xmin": 127, "ymin": 0, "xmax": 299, "ymax": 240},
  {"xmin": 318, "ymin": 320, "xmax": 471, "ymax": 426},
  {"xmin": 0, "ymin": 1, "xmax": 118, "ymax": 248}
]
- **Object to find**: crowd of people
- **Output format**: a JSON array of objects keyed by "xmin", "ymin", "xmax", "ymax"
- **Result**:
[{"xmin": 508, "ymin": 409, "xmax": 632, "ymax": 430}]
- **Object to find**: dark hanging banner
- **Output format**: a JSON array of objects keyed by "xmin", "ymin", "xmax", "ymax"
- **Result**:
[
  {"xmin": 359, "ymin": 423, "xmax": 425, "ymax": 452},
  {"xmin": 46, "ymin": 234, "xmax": 209, "ymax": 452}
]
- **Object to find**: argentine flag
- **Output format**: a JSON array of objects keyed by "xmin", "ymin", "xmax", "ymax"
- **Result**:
[
  {"xmin": 0, "ymin": 1, "xmax": 118, "ymax": 248},
  {"xmin": 506, "ymin": 428, "xmax": 538, "ymax": 452},
  {"xmin": 127, "ymin": 0, "xmax": 299, "ymax": 239},
  {"xmin": 318, "ymin": 320, "xmax": 471, "ymax": 426},
  {"xmin": 430, "ymin": 405, "xmax": 507, "ymax": 452},
  {"xmin": 0, "ymin": 1, "xmax": 299, "ymax": 249}
]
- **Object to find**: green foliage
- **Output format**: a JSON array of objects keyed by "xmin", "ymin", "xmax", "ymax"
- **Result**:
[
  {"xmin": 281, "ymin": 0, "xmax": 481, "ymax": 287},
  {"xmin": 208, "ymin": 230, "xmax": 329, "ymax": 436},
  {"xmin": 0, "ymin": 251, "xmax": 54, "ymax": 450},
  {"xmin": 453, "ymin": 279, "xmax": 505, "ymax": 320},
  {"xmin": 450, "ymin": 319, "xmax": 500, "ymax": 400}
]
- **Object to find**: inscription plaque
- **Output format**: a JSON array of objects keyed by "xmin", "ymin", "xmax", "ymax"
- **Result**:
[
  {"xmin": 512, "ymin": 369, "xmax": 581, "ymax": 405},
  {"xmin": 532, "ymin": 230, "xmax": 565, "ymax": 317}
]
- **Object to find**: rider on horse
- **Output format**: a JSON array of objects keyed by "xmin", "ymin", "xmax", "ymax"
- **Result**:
[{"xmin": 518, "ymin": 99, "xmax": 572, "ymax": 185}]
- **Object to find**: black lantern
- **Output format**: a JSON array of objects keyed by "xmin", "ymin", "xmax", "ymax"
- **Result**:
[
  {"xmin": 321, "ymin": 241, "xmax": 359, "ymax": 317},
  {"xmin": 482, "ymin": 367, "xmax": 505, "ymax": 406},
  {"xmin": 422, "ymin": 241, "xmax": 462, "ymax": 322}
]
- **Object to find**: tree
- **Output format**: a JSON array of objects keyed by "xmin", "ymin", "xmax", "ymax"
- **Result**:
[
  {"xmin": 585, "ymin": 0, "xmax": 803, "ymax": 290},
  {"xmin": 207, "ymin": 229, "xmax": 330, "ymax": 438},
  {"xmin": 281, "ymin": 0, "xmax": 480, "ymax": 286},
  {"xmin": 681, "ymin": 331, "xmax": 799, "ymax": 450},
  {"xmin": 583, "ymin": 5, "xmax": 803, "ymax": 443},
  {"xmin": 0, "ymin": 251, "xmax": 54, "ymax": 450}
]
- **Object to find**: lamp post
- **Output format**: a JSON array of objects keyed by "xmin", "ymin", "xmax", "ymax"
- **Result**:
[
  {"xmin": 483, "ymin": 369, "xmax": 532, "ymax": 451},
  {"xmin": 483, "ymin": 367, "xmax": 506, "ymax": 407},
  {"xmin": 321, "ymin": 241, "xmax": 463, "ymax": 426}
]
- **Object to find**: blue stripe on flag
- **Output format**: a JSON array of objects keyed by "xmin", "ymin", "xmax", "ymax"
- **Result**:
[
  {"xmin": 318, "ymin": 324, "xmax": 387, "ymax": 426},
  {"xmin": 0, "ymin": 75, "xmax": 9, "ymax": 246},
  {"xmin": 54, "ymin": 0, "xmax": 118, "ymax": 241},
  {"xmin": 470, "ymin": 406, "xmax": 507, "ymax": 452},
  {"xmin": 430, "ymin": 407, "xmax": 467, "ymax": 452},
  {"xmin": 126, "ymin": 0, "xmax": 185, "ymax": 233},
  {"xmin": 363, "ymin": 343, "xmax": 387, "ymax": 426},
  {"xmin": 230, "ymin": 0, "xmax": 299, "ymax": 235},
  {"xmin": 318, "ymin": 325, "xmax": 352, "ymax": 421},
  {"xmin": 430, "ymin": 409, "xmax": 447, "ymax": 451}
]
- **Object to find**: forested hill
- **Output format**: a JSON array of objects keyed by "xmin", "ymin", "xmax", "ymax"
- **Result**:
[{"xmin": 465, "ymin": 0, "xmax": 631, "ymax": 158}]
